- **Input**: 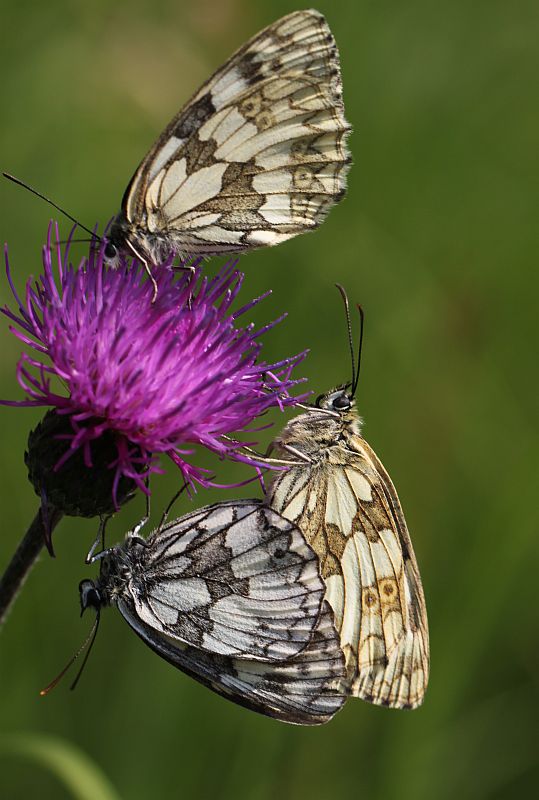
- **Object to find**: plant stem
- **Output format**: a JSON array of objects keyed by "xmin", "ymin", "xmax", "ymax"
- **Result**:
[{"xmin": 0, "ymin": 507, "xmax": 63, "ymax": 628}]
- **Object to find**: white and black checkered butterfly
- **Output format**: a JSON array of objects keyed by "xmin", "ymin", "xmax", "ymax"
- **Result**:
[
  {"xmin": 81, "ymin": 500, "xmax": 346, "ymax": 724},
  {"xmin": 104, "ymin": 10, "xmax": 351, "ymax": 271}
]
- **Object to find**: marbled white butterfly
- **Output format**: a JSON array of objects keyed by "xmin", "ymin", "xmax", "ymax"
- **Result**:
[
  {"xmin": 78, "ymin": 499, "xmax": 347, "ymax": 724},
  {"xmin": 268, "ymin": 297, "xmax": 429, "ymax": 709},
  {"xmin": 104, "ymin": 10, "xmax": 351, "ymax": 273}
]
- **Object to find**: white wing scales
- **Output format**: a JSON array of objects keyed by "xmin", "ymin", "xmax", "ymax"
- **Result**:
[
  {"xmin": 126, "ymin": 500, "xmax": 327, "ymax": 662},
  {"xmin": 120, "ymin": 10, "xmax": 350, "ymax": 262}
]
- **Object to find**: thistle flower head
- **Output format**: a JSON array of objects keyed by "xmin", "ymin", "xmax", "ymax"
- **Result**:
[{"xmin": 1, "ymin": 223, "xmax": 307, "ymax": 507}]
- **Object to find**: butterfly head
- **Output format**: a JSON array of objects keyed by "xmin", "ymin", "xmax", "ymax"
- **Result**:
[
  {"xmin": 79, "ymin": 579, "xmax": 103, "ymax": 615},
  {"xmin": 103, "ymin": 213, "xmax": 130, "ymax": 266},
  {"xmin": 80, "ymin": 545, "xmax": 126, "ymax": 611},
  {"xmin": 316, "ymin": 386, "xmax": 354, "ymax": 414}
]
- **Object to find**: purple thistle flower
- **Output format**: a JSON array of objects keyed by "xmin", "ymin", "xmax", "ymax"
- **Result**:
[{"xmin": 1, "ymin": 222, "xmax": 308, "ymax": 505}]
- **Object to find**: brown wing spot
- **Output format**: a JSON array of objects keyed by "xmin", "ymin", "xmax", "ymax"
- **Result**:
[
  {"xmin": 362, "ymin": 521, "xmax": 380, "ymax": 543},
  {"xmin": 378, "ymin": 577, "xmax": 403, "ymax": 623},
  {"xmin": 240, "ymin": 94, "xmax": 262, "ymax": 118},
  {"xmin": 362, "ymin": 588, "xmax": 379, "ymax": 611},
  {"xmin": 342, "ymin": 643, "xmax": 357, "ymax": 679},
  {"xmin": 177, "ymin": 135, "xmax": 218, "ymax": 177},
  {"xmin": 293, "ymin": 166, "xmax": 314, "ymax": 189},
  {"xmin": 219, "ymin": 210, "xmax": 266, "ymax": 229},
  {"xmin": 325, "ymin": 522, "xmax": 347, "ymax": 560},
  {"xmin": 351, "ymin": 507, "xmax": 380, "ymax": 543},
  {"xmin": 255, "ymin": 110, "xmax": 275, "ymax": 131},
  {"xmin": 309, "ymin": 527, "xmax": 326, "ymax": 553},
  {"xmin": 291, "ymin": 139, "xmax": 311, "ymax": 160},
  {"xmin": 290, "ymin": 134, "xmax": 329, "ymax": 162},
  {"xmin": 197, "ymin": 159, "xmax": 265, "ymax": 214},
  {"xmin": 321, "ymin": 552, "xmax": 340, "ymax": 579},
  {"xmin": 367, "ymin": 501, "xmax": 392, "ymax": 530},
  {"xmin": 313, "ymin": 522, "xmax": 346, "ymax": 579},
  {"xmin": 222, "ymin": 161, "xmax": 259, "ymax": 187}
]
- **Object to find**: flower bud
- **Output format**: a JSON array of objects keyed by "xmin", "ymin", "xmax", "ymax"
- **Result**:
[{"xmin": 25, "ymin": 410, "xmax": 140, "ymax": 517}]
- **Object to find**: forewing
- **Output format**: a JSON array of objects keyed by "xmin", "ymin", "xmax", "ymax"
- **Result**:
[
  {"xmin": 127, "ymin": 500, "xmax": 325, "ymax": 661},
  {"xmin": 124, "ymin": 10, "xmax": 350, "ymax": 254},
  {"xmin": 269, "ymin": 437, "xmax": 429, "ymax": 709},
  {"xmin": 118, "ymin": 597, "xmax": 347, "ymax": 725}
]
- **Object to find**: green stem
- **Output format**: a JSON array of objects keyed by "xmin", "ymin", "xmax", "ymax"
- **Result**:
[{"xmin": 0, "ymin": 507, "xmax": 63, "ymax": 628}]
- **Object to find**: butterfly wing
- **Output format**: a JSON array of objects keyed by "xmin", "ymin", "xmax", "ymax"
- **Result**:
[
  {"xmin": 124, "ymin": 500, "xmax": 326, "ymax": 662},
  {"xmin": 269, "ymin": 432, "xmax": 429, "ymax": 709},
  {"xmin": 123, "ymin": 10, "xmax": 350, "ymax": 258},
  {"xmin": 117, "ymin": 596, "xmax": 346, "ymax": 725}
]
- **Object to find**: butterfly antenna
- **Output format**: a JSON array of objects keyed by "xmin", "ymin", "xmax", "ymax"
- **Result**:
[
  {"xmin": 335, "ymin": 283, "xmax": 356, "ymax": 394},
  {"xmin": 3, "ymin": 172, "xmax": 100, "ymax": 241},
  {"xmin": 39, "ymin": 611, "xmax": 100, "ymax": 696},
  {"xmin": 353, "ymin": 304, "xmax": 365, "ymax": 397},
  {"xmin": 69, "ymin": 612, "xmax": 100, "ymax": 691}
]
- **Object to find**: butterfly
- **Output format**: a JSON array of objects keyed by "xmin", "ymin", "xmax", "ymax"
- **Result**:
[
  {"xmin": 267, "ymin": 297, "xmax": 429, "ymax": 709},
  {"xmin": 78, "ymin": 499, "xmax": 347, "ymax": 724},
  {"xmin": 104, "ymin": 10, "xmax": 351, "ymax": 274}
]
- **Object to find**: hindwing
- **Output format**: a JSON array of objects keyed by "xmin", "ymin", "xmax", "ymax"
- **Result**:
[{"xmin": 118, "ymin": 597, "xmax": 346, "ymax": 725}]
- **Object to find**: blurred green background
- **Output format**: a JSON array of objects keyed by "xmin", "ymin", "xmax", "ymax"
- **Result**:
[{"xmin": 0, "ymin": 0, "xmax": 537, "ymax": 798}]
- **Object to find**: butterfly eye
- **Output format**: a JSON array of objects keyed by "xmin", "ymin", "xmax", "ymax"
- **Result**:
[
  {"xmin": 104, "ymin": 242, "xmax": 117, "ymax": 260},
  {"xmin": 332, "ymin": 393, "xmax": 351, "ymax": 411},
  {"xmin": 79, "ymin": 580, "xmax": 102, "ymax": 613}
]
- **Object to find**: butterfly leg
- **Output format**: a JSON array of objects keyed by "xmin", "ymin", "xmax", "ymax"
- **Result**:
[
  {"xmin": 218, "ymin": 434, "xmax": 298, "ymax": 466},
  {"xmin": 278, "ymin": 443, "xmax": 314, "ymax": 464},
  {"xmin": 85, "ymin": 514, "xmax": 112, "ymax": 564},
  {"xmin": 124, "ymin": 239, "xmax": 159, "ymax": 302},
  {"xmin": 147, "ymin": 266, "xmax": 159, "ymax": 303},
  {"xmin": 127, "ymin": 479, "xmax": 152, "ymax": 544},
  {"xmin": 171, "ymin": 263, "xmax": 197, "ymax": 309},
  {"xmin": 171, "ymin": 263, "xmax": 197, "ymax": 276},
  {"xmin": 265, "ymin": 440, "xmax": 294, "ymax": 462}
]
